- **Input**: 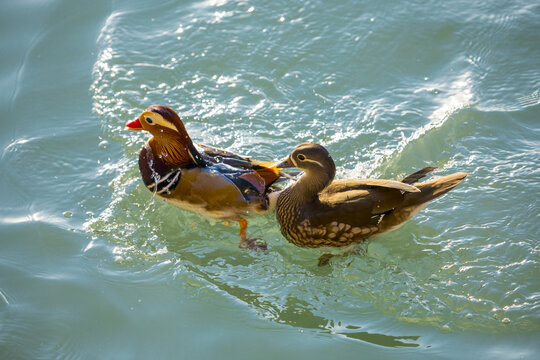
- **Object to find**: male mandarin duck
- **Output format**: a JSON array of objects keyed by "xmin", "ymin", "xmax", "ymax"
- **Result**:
[
  {"xmin": 126, "ymin": 105, "xmax": 285, "ymax": 249},
  {"xmin": 275, "ymin": 143, "xmax": 468, "ymax": 264}
]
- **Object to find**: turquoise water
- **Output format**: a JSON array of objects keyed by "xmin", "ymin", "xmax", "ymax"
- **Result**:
[{"xmin": 1, "ymin": 0, "xmax": 539, "ymax": 358}]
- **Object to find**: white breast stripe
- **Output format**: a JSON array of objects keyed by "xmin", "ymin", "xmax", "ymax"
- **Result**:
[
  {"xmin": 147, "ymin": 170, "xmax": 176, "ymax": 190},
  {"xmin": 156, "ymin": 171, "xmax": 181, "ymax": 195}
]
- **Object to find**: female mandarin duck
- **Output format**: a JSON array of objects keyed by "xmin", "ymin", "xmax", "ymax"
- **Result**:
[
  {"xmin": 275, "ymin": 143, "xmax": 468, "ymax": 264},
  {"xmin": 126, "ymin": 105, "xmax": 284, "ymax": 250}
]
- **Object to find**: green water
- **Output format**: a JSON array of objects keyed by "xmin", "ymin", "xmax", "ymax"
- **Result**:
[{"xmin": 1, "ymin": 0, "xmax": 539, "ymax": 358}]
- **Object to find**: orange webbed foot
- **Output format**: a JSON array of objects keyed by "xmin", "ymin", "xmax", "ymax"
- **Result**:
[{"xmin": 237, "ymin": 218, "xmax": 268, "ymax": 251}]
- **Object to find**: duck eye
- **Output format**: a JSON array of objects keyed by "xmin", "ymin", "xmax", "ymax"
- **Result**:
[
  {"xmin": 297, "ymin": 154, "xmax": 306, "ymax": 161},
  {"xmin": 145, "ymin": 116, "xmax": 154, "ymax": 125}
]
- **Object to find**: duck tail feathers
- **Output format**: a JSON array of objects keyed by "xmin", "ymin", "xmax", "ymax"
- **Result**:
[
  {"xmin": 404, "ymin": 172, "xmax": 468, "ymax": 205},
  {"xmin": 401, "ymin": 166, "xmax": 438, "ymax": 184}
]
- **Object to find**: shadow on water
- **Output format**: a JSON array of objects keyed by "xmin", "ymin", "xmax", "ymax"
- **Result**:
[
  {"xmin": 86, "ymin": 214, "xmax": 422, "ymax": 348},
  {"xmin": 178, "ymin": 250, "xmax": 421, "ymax": 348},
  {"xmin": 86, "ymin": 198, "xmax": 422, "ymax": 348}
]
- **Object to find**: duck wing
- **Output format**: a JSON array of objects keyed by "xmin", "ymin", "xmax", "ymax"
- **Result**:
[
  {"xmin": 197, "ymin": 143, "xmax": 251, "ymax": 161},
  {"xmin": 291, "ymin": 191, "xmax": 383, "ymax": 247},
  {"xmin": 318, "ymin": 180, "xmax": 410, "ymax": 219},
  {"xmin": 197, "ymin": 143, "xmax": 282, "ymax": 190},
  {"xmin": 281, "ymin": 182, "xmax": 406, "ymax": 247},
  {"xmin": 324, "ymin": 178, "xmax": 420, "ymax": 195},
  {"xmin": 314, "ymin": 168, "xmax": 436, "ymax": 219},
  {"xmin": 198, "ymin": 143, "xmax": 255, "ymax": 169}
]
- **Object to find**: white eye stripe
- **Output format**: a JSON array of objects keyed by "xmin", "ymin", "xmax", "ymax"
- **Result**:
[
  {"xmin": 157, "ymin": 119, "xmax": 179, "ymax": 132},
  {"xmin": 299, "ymin": 157, "xmax": 325, "ymax": 169},
  {"xmin": 142, "ymin": 112, "xmax": 178, "ymax": 132}
]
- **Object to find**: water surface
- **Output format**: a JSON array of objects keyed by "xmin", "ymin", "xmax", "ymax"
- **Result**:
[{"xmin": 1, "ymin": 0, "xmax": 539, "ymax": 358}]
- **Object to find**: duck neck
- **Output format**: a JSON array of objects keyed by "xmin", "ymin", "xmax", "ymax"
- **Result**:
[
  {"xmin": 288, "ymin": 168, "xmax": 333, "ymax": 203},
  {"xmin": 277, "ymin": 168, "xmax": 332, "ymax": 233},
  {"xmin": 148, "ymin": 135, "xmax": 203, "ymax": 167}
]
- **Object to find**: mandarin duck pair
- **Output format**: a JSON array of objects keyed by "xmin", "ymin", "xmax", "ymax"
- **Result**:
[{"xmin": 127, "ymin": 105, "xmax": 467, "ymax": 262}]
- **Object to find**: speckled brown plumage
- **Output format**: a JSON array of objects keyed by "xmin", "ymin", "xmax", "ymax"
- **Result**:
[{"xmin": 276, "ymin": 143, "xmax": 468, "ymax": 248}]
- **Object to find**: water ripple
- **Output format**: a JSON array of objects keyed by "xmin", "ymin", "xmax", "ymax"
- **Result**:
[{"xmin": 86, "ymin": 0, "xmax": 540, "ymax": 346}]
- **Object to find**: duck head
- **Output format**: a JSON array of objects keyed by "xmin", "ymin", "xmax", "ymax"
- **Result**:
[
  {"xmin": 277, "ymin": 143, "xmax": 336, "ymax": 195},
  {"xmin": 126, "ymin": 105, "xmax": 206, "ymax": 167}
]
